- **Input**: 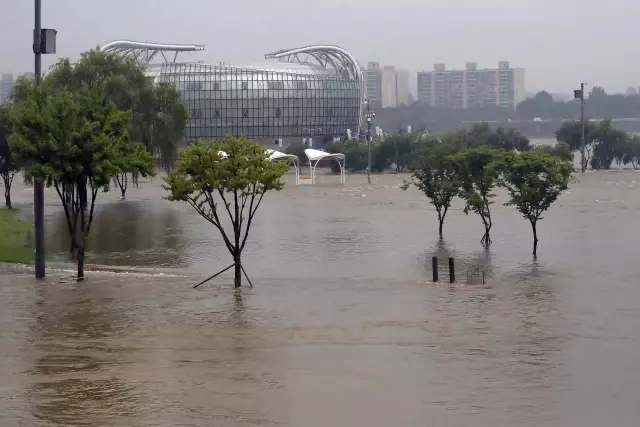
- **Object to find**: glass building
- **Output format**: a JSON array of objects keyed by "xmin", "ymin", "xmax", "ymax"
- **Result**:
[{"xmin": 100, "ymin": 41, "xmax": 364, "ymax": 142}]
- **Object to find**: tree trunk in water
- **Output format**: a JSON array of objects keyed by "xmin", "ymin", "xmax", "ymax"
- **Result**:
[
  {"xmin": 119, "ymin": 173, "xmax": 128, "ymax": 199},
  {"xmin": 77, "ymin": 245, "xmax": 85, "ymax": 281},
  {"xmin": 438, "ymin": 219, "xmax": 444, "ymax": 238},
  {"xmin": 532, "ymin": 221, "xmax": 538, "ymax": 257},
  {"xmin": 233, "ymin": 253, "xmax": 242, "ymax": 289},
  {"xmin": 481, "ymin": 223, "xmax": 492, "ymax": 246}
]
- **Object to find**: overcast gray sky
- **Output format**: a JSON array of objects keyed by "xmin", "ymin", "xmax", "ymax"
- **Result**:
[{"xmin": 0, "ymin": 0, "xmax": 636, "ymax": 94}]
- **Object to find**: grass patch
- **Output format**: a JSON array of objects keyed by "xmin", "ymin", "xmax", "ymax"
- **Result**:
[{"xmin": 0, "ymin": 209, "xmax": 33, "ymax": 264}]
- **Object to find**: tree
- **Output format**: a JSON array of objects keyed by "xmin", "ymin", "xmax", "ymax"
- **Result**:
[
  {"xmin": 497, "ymin": 151, "xmax": 572, "ymax": 256},
  {"xmin": 590, "ymin": 119, "xmax": 628, "ymax": 169},
  {"xmin": 402, "ymin": 142, "xmax": 460, "ymax": 238},
  {"xmin": 534, "ymin": 141, "xmax": 573, "ymax": 162},
  {"xmin": 622, "ymin": 135, "xmax": 640, "ymax": 169},
  {"xmin": 452, "ymin": 147, "xmax": 501, "ymax": 245},
  {"xmin": 14, "ymin": 49, "xmax": 187, "ymax": 181},
  {"xmin": 0, "ymin": 105, "xmax": 19, "ymax": 209},
  {"xmin": 9, "ymin": 85, "xmax": 135, "ymax": 280},
  {"xmin": 163, "ymin": 137, "xmax": 288, "ymax": 288},
  {"xmin": 151, "ymin": 82, "xmax": 189, "ymax": 171},
  {"xmin": 556, "ymin": 120, "xmax": 597, "ymax": 171},
  {"xmin": 113, "ymin": 141, "xmax": 155, "ymax": 199}
]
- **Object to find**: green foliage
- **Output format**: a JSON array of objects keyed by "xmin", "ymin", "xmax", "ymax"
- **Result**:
[
  {"xmin": 325, "ymin": 140, "xmax": 369, "ymax": 173},
  {"xmin": 163, "ymin": 136, "xmax": 288, "ymax": 288},
  {"xmin": 556, "ymin": 119, "xmax": 635, "ymax": 170},
  {"xmin": 402, "ymin": 142, "xmax": 460, "ymax": 237},
  {"xmin": 467, "ymin": 123, "xmax": 532, "ymax": 151},
  {"xmin": 378, "ymin": 131, "xmax": 438, "ymax": 172},
  {"xmin": 590, "ymin": 119, "xmax": 628, "ymax": 169},
  {"xmin": 452, "ymin": 147, "xmax": 502, "ymax": 245},
  {"xmin": 113, "ymin": 141, "xmax": 156, "ymax": 198},
  {"xmin": 151, "ymin": 82, "xmax": 189, "ymax": 170},
  {"xmin": 15, "ymin": 49, "xmax": 187, "ymax": 173},
  {"xmin": 534, "ymin": 141, "xmax": 573, "ymax": 162},
  {"xmin": 496, "ymin": 151, "xmax": 572, "ymax": 256},
  {"xmin": 8, "ymin": 83, "xmax": 133, "ymax": 279},
  {"xmin": 622, "ymin": 135, "xmax": 640, "ymax": 169},
  {"xmin": 284, "ymin": 141, "xmax": 309, "ymax": 165},
  {"xmin": 0, "ymin": 209, "xmax": 33, "ymax": 264},
  {"xmin": 0, "ymin": 105, "xmax": 19, "ymax": 208},
  {"xmin": 444, "ymin": 123, "xmax": 531, "ymax": 151},
  {"xmin": 556, "ymin": 120, "xmax": 598, "ymax": 171}
]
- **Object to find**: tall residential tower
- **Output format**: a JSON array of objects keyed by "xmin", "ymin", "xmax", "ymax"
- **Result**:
[{"xmin": 417, "ymin": 62, "xmax": 525, "ymax": 111}]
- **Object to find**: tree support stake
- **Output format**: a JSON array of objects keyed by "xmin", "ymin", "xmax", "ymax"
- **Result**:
[{"xmin": 193, "ymin": 264, "xmax": 234, "ymax": 289}]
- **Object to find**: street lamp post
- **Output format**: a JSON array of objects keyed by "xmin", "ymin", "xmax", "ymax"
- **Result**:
[
  {"xmin": 365, "ymin": 98, "xmax": 375, "ymax": 184},
  {"xmin": 33, "ymin": 0, "xmax": 45, "ymax": 278},
  {"xmin": 574, "ymin": 82, "xmax": 587, "ymax": 174},
  {"xmin": 32, "ymin": 0, "xmax": 57, "ymax": 278}
]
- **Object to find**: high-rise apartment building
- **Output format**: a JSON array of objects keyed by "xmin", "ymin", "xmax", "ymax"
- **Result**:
[
  {"xmin": 395, "ymin": 69, "xmax": 411, "ymax": 106},
  {"xmin": 0, "ymin": 73, "xmax": 15, "ymax": 103},
  {"xmin": 364, "ymin": 62, "xmax": 411, "ymax": 109},
  {"xmin": 381, "ymin": 65, "xmax": 397, "ymax": 108},
  {"xmin": 364, "ymin": 62, "xmax": 383, "ymax": 109},
  {"xmin": 417, "ymin": 62, "xmax": 525, "ymax": 111}
]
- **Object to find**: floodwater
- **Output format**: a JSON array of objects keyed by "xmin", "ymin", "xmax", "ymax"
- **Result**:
[{"xmin": 2, "ymin": 170, "xmax": 640, "ymax": 426}]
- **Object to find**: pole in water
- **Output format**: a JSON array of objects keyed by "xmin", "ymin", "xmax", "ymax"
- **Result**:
[
  {"xmin": 193, "ymin": 264, "xmax": 234, "ymax": 289},
  {"xmin": 33, "ymin": 0, "xmax": 45, "ymax": 279},
  {"xmin": 448, "ymin": 257, "xmax": 455, "ymax": 283},
  {"xmin": 240, "ymin": 264, "xmax": 254, "ymax": 288},
  {"xmin": 432, "ymin": 256, "xmax": 438, "ymax": 282}
]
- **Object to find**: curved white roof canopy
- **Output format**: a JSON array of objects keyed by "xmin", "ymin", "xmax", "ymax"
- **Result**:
[
  {"xmin": 99, "ymin": 40, "xmax": 206, "ymax": 66},
  {"xmin": 304, "ymin": 149, "xmax": 346, "ymax": 185},
  {"xmin": 266, "ymin": 149, "xmax": 300, "ymax": 185}
]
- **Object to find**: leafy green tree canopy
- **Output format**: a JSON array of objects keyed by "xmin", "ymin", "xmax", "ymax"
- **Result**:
[
  {"xmin": 12, "ymin": 49, "xmax": 187, "ymax": 174},
  {"xmin": 8, "ymin": 84, "xmax": 134, "ymax": 279},
  {"xmin": 0, "ymin": 105, "xmax": 19, "ymax": 208},
  {"xmin": 452, "ymin": 147, "xmax": 502, "ymax": 245},
  {"xmin": 163, "ymin": 136, "xmax": 288, "ymax": 288},
  {"xmin": 402, "ymin": 142, "xmax": 460, "ymax": 238},
  {"xmin": 496, "ymin": 151, "xmax": 572, "ymax": 256},
  {"xmin": 534, "ymin": 141, "xmax": 574, "ymax": 162}
]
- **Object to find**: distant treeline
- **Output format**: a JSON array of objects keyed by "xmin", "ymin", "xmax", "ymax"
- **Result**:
[{"xmin": 374, "ymin": 86, "xmax": 640, "ymax": 136}]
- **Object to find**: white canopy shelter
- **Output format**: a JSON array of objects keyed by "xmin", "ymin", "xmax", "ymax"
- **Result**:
[
  {"xmin": 304, "ymin": 149, "xmax": 346, "ymax": 185},
  {"xmin": 265, "ymin": 149, "xmax": 300, "ymax": 186}
]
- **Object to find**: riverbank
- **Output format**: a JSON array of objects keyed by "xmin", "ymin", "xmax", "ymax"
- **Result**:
[{"xmin": 0, "ymin": 209, "xmax": 32, "ymax": 264}]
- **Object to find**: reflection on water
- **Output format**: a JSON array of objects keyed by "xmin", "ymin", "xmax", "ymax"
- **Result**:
[
  {"xmin": 2, "ymin": 172, "xmax": 640, "ymax": 426},
  {"xmin": 46, "ymin": 200, "xmax": 188, "ymax": 269}
]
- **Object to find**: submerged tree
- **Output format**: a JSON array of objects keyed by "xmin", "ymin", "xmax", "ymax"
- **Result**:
[
  {"xmin": 163, "ymin": 136, "xmax": 288, "ymax": 288},
  {"xmin": 402, "ymin": 142, "xmax": 460, "ymax": 238},
  {"xmin": 0, "ymin": 105, "xmax": 19, "ymax": 209},
  {"xmin": 497, "ymin": 151, "xmax": 572, "ymax": 257},
  {"xmin": 534, "ymin": 141, "xmax": 573, "ymax": 162},
  {"xmin": 9, "ymin": 85, "xmax": 139, "ymax": 280},
  {"xmin": 555, "ymin": 120, "xmax": 597, "ymax": 173},
  {"xmin": 453, "ymin": 147, "xmax": 501, "ymax": 245}
]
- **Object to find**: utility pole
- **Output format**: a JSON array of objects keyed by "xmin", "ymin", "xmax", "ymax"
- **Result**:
[
  {"xmin": 32, "ymin": 0, "xmax": 57, "ymax": 278},
  {"xmin": 575, "ymin": 82, "xmax": 587, "ymax": 174},
  {"xmin": 365, "ymin": 98, "xmax": 374, "ymax": 184},
  {"xmin": 33, "ymin": 0, "xmax": 45, "ymax": 278}
]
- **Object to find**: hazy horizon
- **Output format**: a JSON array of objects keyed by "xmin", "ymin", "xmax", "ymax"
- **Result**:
[{"xmin": 1, "ymin": 0, "xmax": 637, "ymax": 94}]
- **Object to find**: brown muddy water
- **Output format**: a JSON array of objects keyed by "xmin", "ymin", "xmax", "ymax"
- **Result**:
[{"xmin": 2, "ymin": 171, "xmax": 640, "ymax": 426}]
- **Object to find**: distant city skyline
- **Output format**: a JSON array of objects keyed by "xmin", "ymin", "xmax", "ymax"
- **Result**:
[{"xmin": 1, "ymin": 0, "xmax": 639, "ymax": 95}]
